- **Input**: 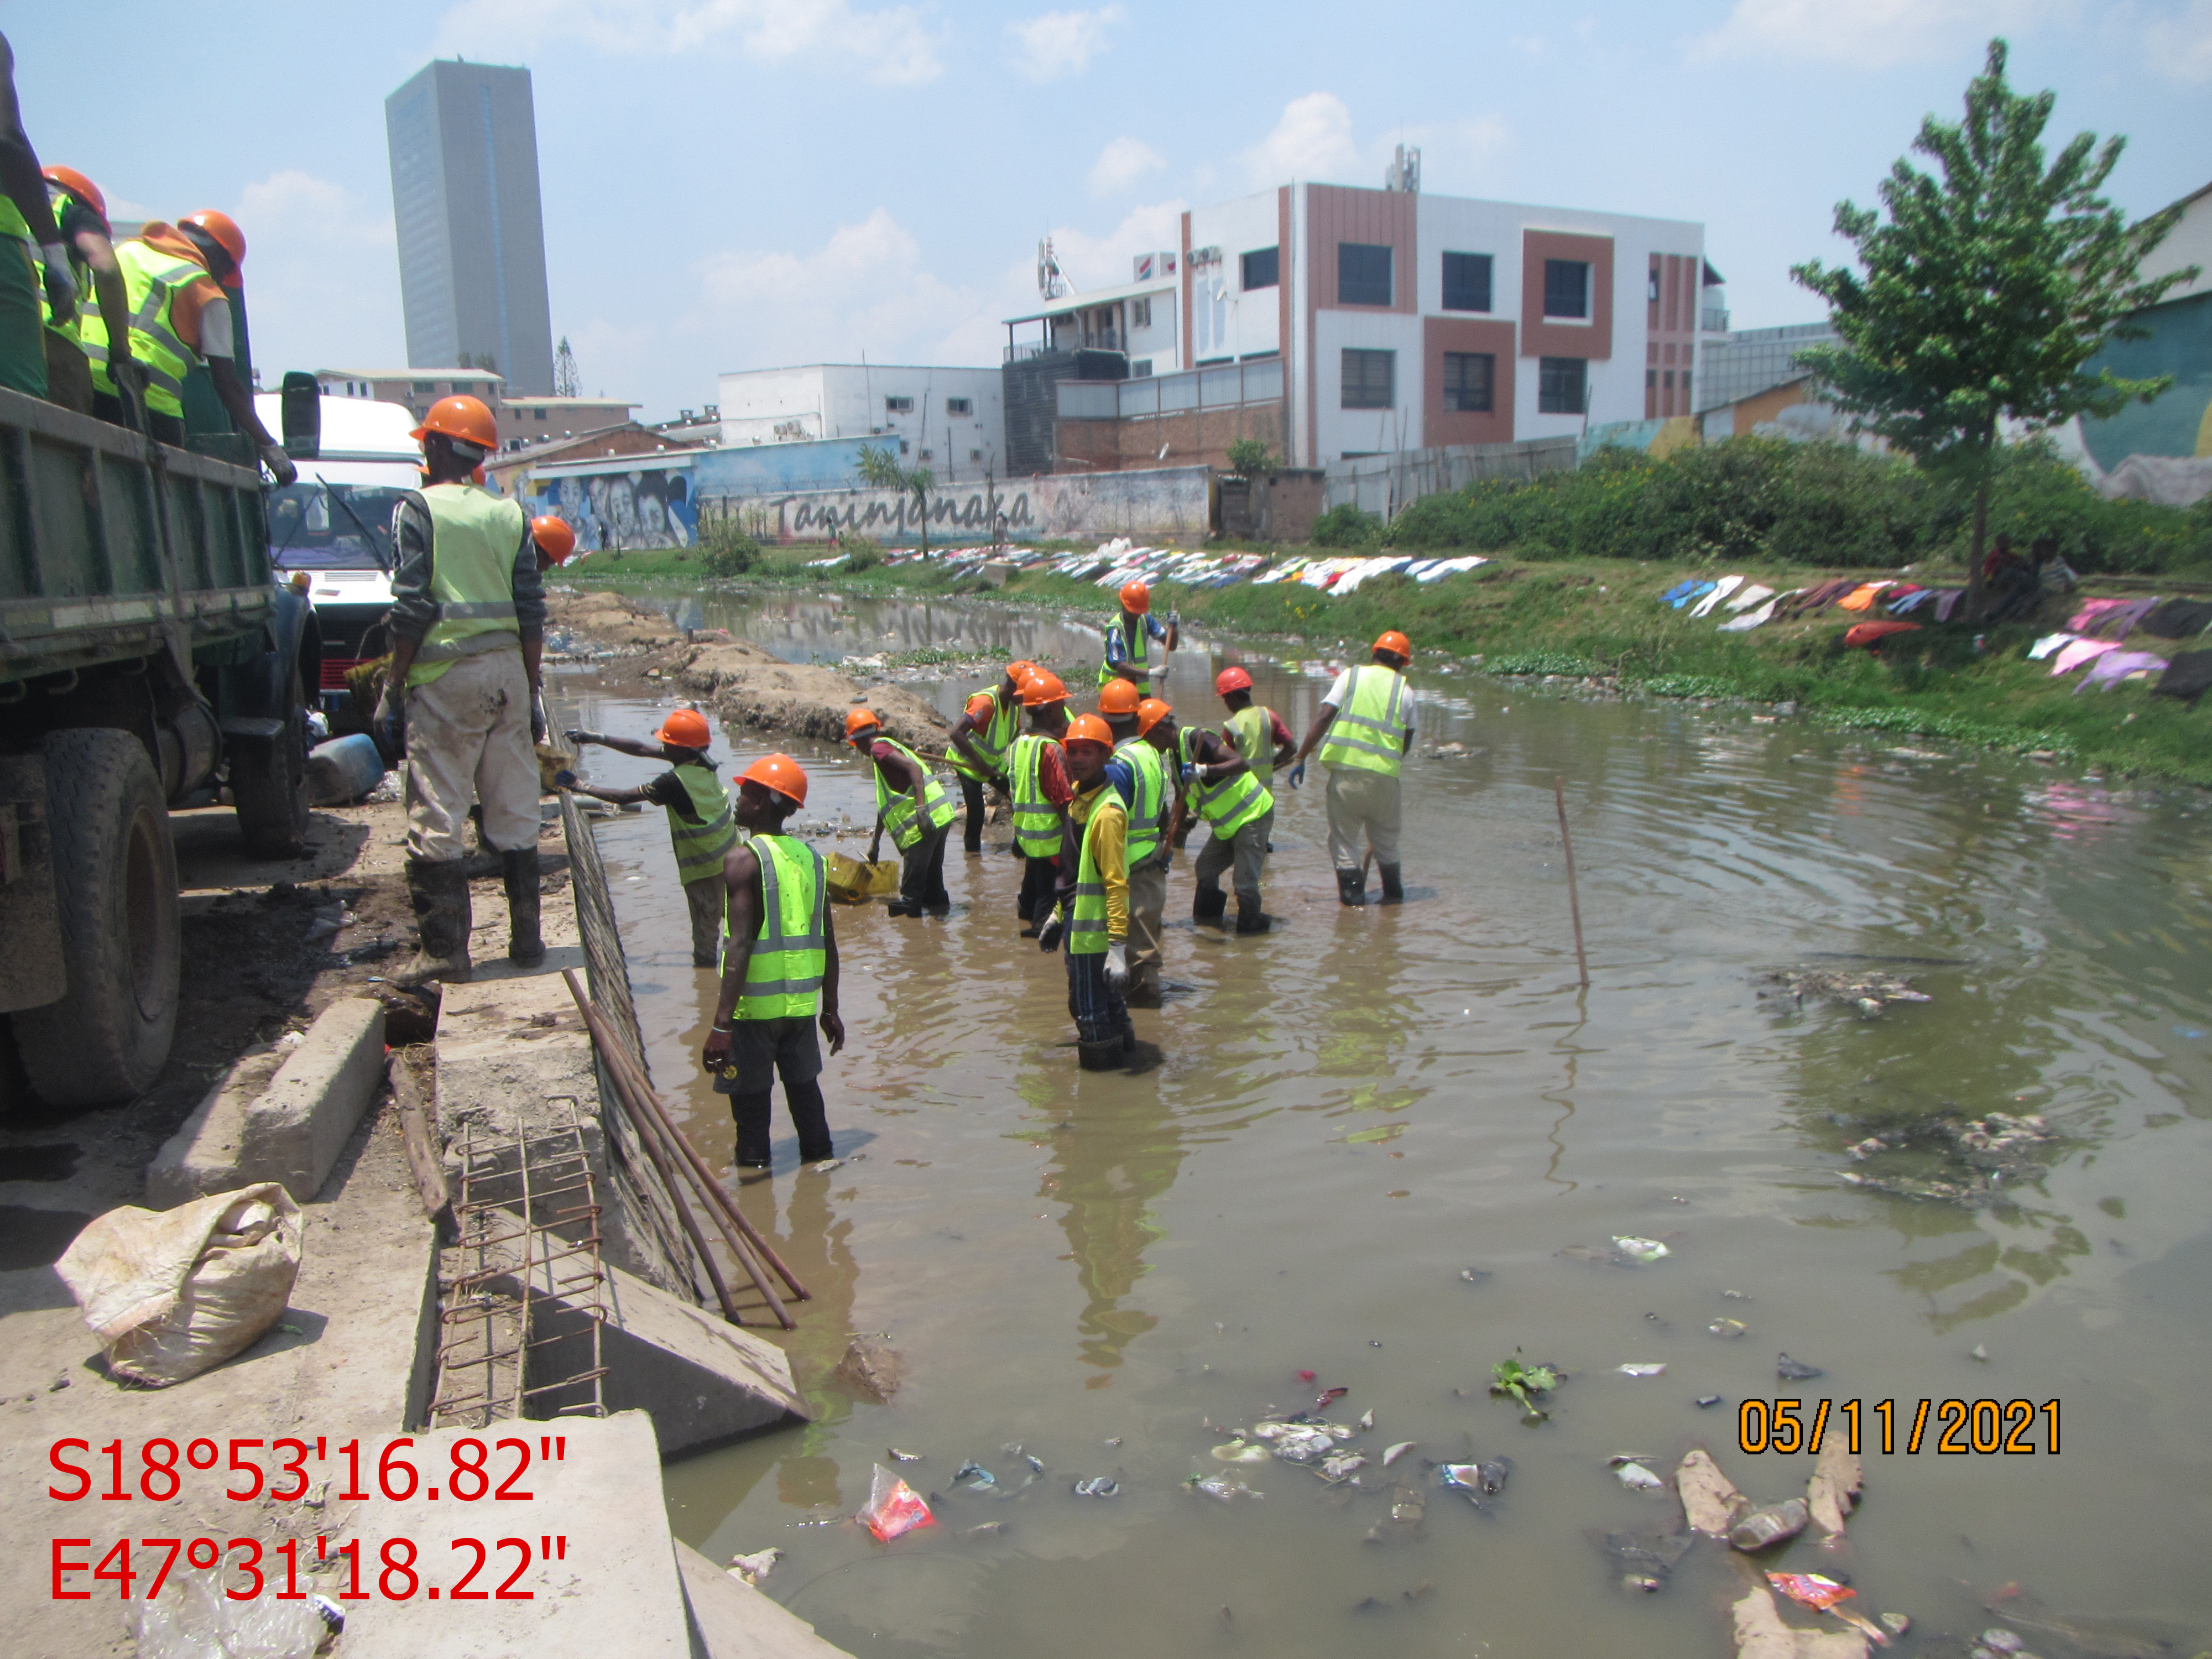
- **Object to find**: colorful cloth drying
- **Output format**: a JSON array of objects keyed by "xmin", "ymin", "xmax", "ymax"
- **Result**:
[
  {"xmin": 2027, "ymin": 632, "xmax": 2076, "ymax": 660},
  {"xmin": 1721, "ymin": 594, "xmax": 1786, "ymax": 631},
  {"xmin": 2152, "ymin": 650, "xmax": 2212, "ymax": 704},
  {"xmin": 2074, "ymin": 650, "xmax": 2168, "ymax": 692},
  {"xmin": 2049, "ymin": 637, "xmax": 2121, "ymax": 676},
  {"xmin": 1725, "ymin": 583, "xmax": 1776, "ymax": 613},
  {"xmin": 1690, "ymin": 576, "xmax": 1744, "ymax": 618},
  {"xmin": 1835, "ymin": 581, "xmax": 1892, "ymax": 613},
  {"xmin": 2140, "ymin": 598, "xmax": 2212, "ymax": 639},
  {"xmin": 1843, "ymin": 620, "xmax": 1921, "ymax": 650}
]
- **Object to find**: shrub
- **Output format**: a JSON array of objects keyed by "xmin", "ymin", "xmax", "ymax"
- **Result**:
[
  {"xmin": 698, "ymin": 520, "xmax": 760, "ymax": 578},
  {"xmin": 1312, "ymin": 503, "xmax": 1383, "ymax": 549},
  {"xmin": 839, "ymin": 535, "xmax": 884, "ymax": 571},
  {"xmin": 1226, "ymin": 437, "xmax": 1276, "ymax": 477}
]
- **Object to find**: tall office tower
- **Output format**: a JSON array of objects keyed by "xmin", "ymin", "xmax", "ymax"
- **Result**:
[{"xmin": 385, "ymin": 60, "xmax": 556, "ymax": 397}]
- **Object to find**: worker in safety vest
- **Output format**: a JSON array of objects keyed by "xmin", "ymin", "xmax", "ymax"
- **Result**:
[
  {"xmin": 1007, "ymin": 670, "xmax": 1074, "ymax": 939},
  {"xmin": 1100, "ymin": 580, "xmax": 1177, "ymax": 690},
  {"xmin": 1214, "ymin": 666, "xmax": 1296, "ymax": 787},
  {"xmin": 946, "ymin": 659, "xmax": 1034, "ymax": 855},
  {"xmin": 377, "ymin": 395, "xmax": 549, "ymax": 983},
  {"xmin": 1163, "ymin": 702, "xmax": 1276, "ymax": 935},
  {"xmin": 35, "ymin": 166, "xmax": 131, "ymax": 416},
  {"xmin": 1098, "ymin": 679, "xmax": 1171, "ymax": 1006},
  {"xmin": 1055, "ymin": 713, "xmax": 1134, "ymax": 1070},
  {"xmin": 1288, "ymin": 629, "xmax": 1417, "ymax": 906},
  {"xmin": 849, "ymin": 707, "xmax": 957, "ymax": 916},
  {"xmin": 530, "ymin": 513, "xmax": 575, "ymax": 574},
  {"xmin": 701, "ymin": 754, "xmax": 846, "ymax": 1172},
  {"xmin": 76, "ymin": 208, "xmax": 295, "ymax": 479},
  {"xmin": 560, "ymin": 707, "xmax": 738, "ymax": 967},
  {"xmin": 0, "ymin": 34, "xmax": 75, "ymax": 400}
]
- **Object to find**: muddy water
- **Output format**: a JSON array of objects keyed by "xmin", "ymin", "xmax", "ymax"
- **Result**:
[{"xmin": 548, "ymin": 587, "xmax": 2212, "ymax": 1655}]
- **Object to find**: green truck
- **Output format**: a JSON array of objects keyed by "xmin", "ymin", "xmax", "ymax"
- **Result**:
[{"xmin": 0, "ymin": 388, "xmax": 317, "ymax": 1109}]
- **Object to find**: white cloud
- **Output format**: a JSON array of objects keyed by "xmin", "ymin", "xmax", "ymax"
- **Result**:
[
  {"xmin": 1088, "ymin": 135, "xmax": 1165, "ymax": 198},
  {"xmin": 1006, "ymin": 6, "xmax": 1125, "ymax": 81},
  {"xmin": 1242, "ymin": 92, "xmax": 1360, "ymax": 189},
  {"xmin": 1689, "ymin": 0, "xmax": 2068, "ymax": 68},
  {"xmin": 1236, "ymin": 95, "xmax": 1512, "ymax": 194},
  {"xmin": 228, "ymin": 171, "xmax": 404, "ymax": 379},
  {"xmin": 434, "ymin": 0, "xmax": 942, "ymax": 85},
  {"xmin": 2146, "ymin": 0, "xmax": 2212, "ymax": 80}
]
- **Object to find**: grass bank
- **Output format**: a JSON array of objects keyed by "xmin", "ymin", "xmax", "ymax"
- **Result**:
[{"xmin": 560, "ymin": 545, "xmax": 2211, "ymax": 789}]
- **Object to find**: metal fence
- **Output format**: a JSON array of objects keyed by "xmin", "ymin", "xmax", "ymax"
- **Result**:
[{"xmin": 1057, "ymin": 357, "xmax": 1286, "ymax": 421}]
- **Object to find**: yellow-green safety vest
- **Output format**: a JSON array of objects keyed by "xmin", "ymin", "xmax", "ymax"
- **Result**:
[
  {"xmin": 947, "ymin": 684, "xmax": 1019, "ymax": 781},
  {"xmin": 1068, "ymin": 793, "xmax": 1127, "ymax": 957},
  {"xmin": 1007, "ymin": 733, "xmax": 1063, "ymax": 858},
  {"xmin": 1178, "ymin": 725, "xmax": 1272, "ymax": 835},
  {"xmin": 869, "ymin": 735, "xmax": 956, "ymax": 851},
  {"xmin": 666, "ymin": 759, "xmax": 738, "ymax": 885},
  {"xmin": 0, "ymin": 199, "xmax": 26, "ymax": 240},
  {"xmin": 1224, "ymin": 703, "xmax": 1278, "ymax": 789},
  {"xmin": 37, "ymin": 188, "xmax": 91, "ymax": 345},
  {"xmin": 1316, "ymin": 665, "xmax": 1411, "ymax": 777},
  {"xmin": 405, "ymin": 483, "xmax": 530, "ymax": 688},
  {"xmin": 1098, "ymin": 613, "xmax": 1152, "ymax": 687},
  {"xmin": 79, "ymin": 239, "xmax": 208, "ymax": 415},
  {"xmin": 1113, "ymin": 735, "xmax": 1167, "ymax": 867},
  {"xmin": 724, "ymin": 833, "xmax": 827, "ymax": 1020}
]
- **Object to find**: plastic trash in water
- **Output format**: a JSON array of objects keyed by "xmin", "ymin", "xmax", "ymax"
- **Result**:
[
  {"xmin": 861, "ymin": 1462, "xmax": 936, "ymax": 1541},
  {"xmin": 1613, "ymin": 1237, "xmax": 1670, "ymax": 1262},
  {"xmin": 1618, "ymin": 1363, "xmax": 1667, "ymax": 1378},
  {"xmin": 132, "ymin": 1566, "xmax": 342, "ymax": 1658},
  {"xmin": 1768, "ymin": 1572, "xmax": 1855, "ymax": 1609},
  {"xmin": 1613, "ymin": 1460, "xmax": 1665, "ymax": 1490}
]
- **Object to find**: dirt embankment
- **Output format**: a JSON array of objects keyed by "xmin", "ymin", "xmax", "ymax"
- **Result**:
[{"xmin": 547, "ymin": 589, "xmax": 948, "ymax": 750}]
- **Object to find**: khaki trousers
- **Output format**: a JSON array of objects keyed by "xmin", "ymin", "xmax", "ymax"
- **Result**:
[
  {"xmin": 1326, "ymin": 766, "xmax": 1402, "ymax": 869},
  {"xmin": 1194, "ymin": 807, "xmax": 1272, "ymax": 906},
  {"xmin": 685, "ymin": 875, "xmax": 724, "ymax": 967},
  {"xmin": 404, "ymin": 648, "xmax": 540, "ymax": 862},
  {"xmin": 1125, "ymin": 851, "xmax": 1167, "ymax": 997}
]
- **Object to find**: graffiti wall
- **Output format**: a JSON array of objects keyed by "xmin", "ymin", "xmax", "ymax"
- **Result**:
[
  {"xmin": 518, "ymin": 463, "xmax": 699, "ymax": 551},
  {"xmin": 724, "ymin": 465, "xmax": 1214, "ymax": 544},
  {"xmin": 2073, "ymin": 290, "xmax": 2212, "ymax": 506}
]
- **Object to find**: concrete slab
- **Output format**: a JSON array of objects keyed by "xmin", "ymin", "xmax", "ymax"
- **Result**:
[{"xmin": 674, "ymin": 1540, "xmax": 854, "ymax": 1659}]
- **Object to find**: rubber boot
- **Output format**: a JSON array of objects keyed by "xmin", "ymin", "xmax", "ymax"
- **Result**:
[
  {"xmin": 1120, "ymin": 1016, "xmax": 1138, "ymax": 1054},
  {"xmin": 1336, "ymin": 867, "xmax": 1368, "ymax": 907},
  {"xmin": 395, "ymin": 859, "xmax": 472, "ymax": 987},
  {"xmin": 1378, "ymin": 863, "xmax": 1405, "ymax": 906},
  {"xmin": 1077, "ymin": 1037, "xmax": 1122, "ymax": 1071},
  {"xmin": 1235, "ymin": 898, "xmax": 1273, "ymax": 935},
  {"xmin": 1193, "ymin": 886, "xmax": 1229, "ymax": 928},
  {"xmin": 503, "ymin": 847, "xmax": 545, "ymax": 965}
]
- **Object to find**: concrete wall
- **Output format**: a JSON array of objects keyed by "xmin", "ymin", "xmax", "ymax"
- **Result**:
[
  {"xmin": 716, "ymin": 364, "xmax": 1008, "ymax": 482},
  {"xmin": 693, "ymin": 435, "xmax": 881, "ymax": 498},
  {"xmin": 1323, "ymin": 436, "xmax": 1577, "ymax": 518},
  {"xmin": 1058, "ymin": 402, "xmax": 1286, "ymax": 473},
  {"xmin": 760, "ymin": 463, "xmax": 1213, "ymax": 543}
]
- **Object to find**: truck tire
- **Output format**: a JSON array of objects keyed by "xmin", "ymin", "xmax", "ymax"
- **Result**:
[
  {"xmin": 10, "ymin": 729, "xmax": 182, "ymax": 1108},
  {"xmin": 234, "ymin": 674, "xmax": 311, "ymax": 858}
]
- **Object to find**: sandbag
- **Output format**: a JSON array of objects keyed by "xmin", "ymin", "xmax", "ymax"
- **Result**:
[{"xmin": 55, "ymin": 1183, "xmax": 303, "ymax": 1387}]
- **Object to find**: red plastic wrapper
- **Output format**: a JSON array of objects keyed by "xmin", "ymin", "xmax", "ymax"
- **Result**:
[
  {"xmin": 1767, "ymin": 1572, "xmax": 1856, "ymax": 1610},
  {"xmin": 862, "ymin": 1462, "xmax": 936, "ymax": 1542}
]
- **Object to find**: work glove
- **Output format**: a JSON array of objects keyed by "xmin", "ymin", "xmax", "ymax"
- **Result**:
[
  {"xmin": 554, "ymin": 769, "xmax": 580, "ymax": 790},
  {"xmin": 373, "ymin": 690, "xmax": 405, "ymax": 762},
  {"xmin": 1036, "ymin": 905, "xmax": 1065, "ymax": 953},
  {"xmin": 258, "ymin": 442, "xmax": 298, "ymax": 487},
  {"xmin": 1104, "ymin": 942, "xmax": 1130, "ymax": 991},
  {"xmin": 1179, "ymin": 763, "xmax": 1198, "ymax": 787},
  {"xmin": 530, "ymin": 690, "xmax": 549, "ymax": 745},
  {"xmin": 1286, "ymin": 760, "xmax": 1306, "ymax": 790},
  {"xmin": 38, "ymin": 245, "xmax": 76, "ymax": 326}
]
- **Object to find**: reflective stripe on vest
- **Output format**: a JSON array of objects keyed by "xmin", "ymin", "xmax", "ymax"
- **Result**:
[
  {"xmin": 1069, "ymin": 795, "xmax": 1126, "ymax": 957},
  {"xmin": 871, "ymin": 735, "xmax": 956, "ymax": 851},
  {"xmin": 947, "ymin": 685, "xmax": 1018, "ymax": 780},
  {"xmin": 1113, "ymin": 736, "xmax": 1166, "ymax": 866},
  {"xmin": 88, "ymin": 240, "xmax": 210, "ymax": 414},
  {"xmin": 667, "ymin": 760, "xmax": 738, "ymax": 885},
  {"xmin": 406, "ymin": 484, "xmax": 529, "ymax": 686},
  {"xmin": 1098, "ymin": 614, "xmax": 1151, "ymax": 687},
  {"xmin": 1224, "ymin": 703, "xmax": 1276, "ymax": 789},
  {"xmin": 38, "ymin": 190, "xmax": 92, "ymax": 345},
  {"xmin": 1315, "ymin": 665, "xmax": 1410, "ymax": 776},
  {"xmin": 724, "ymin": 833, "xmax": 827, "ymax": 1019},
  {"xmin": 1008, "ymin": 733, "xmax": 1063, "ymax": 858},
  {"xmin": 1178, "ymin": 726, "xmax": 1272, "ymax": 835}
]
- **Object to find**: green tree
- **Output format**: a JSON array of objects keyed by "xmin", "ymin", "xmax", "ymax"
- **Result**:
[
  {"xmin": 1791, "ymin": 38, "xmax": 2197, "ymax": 619},
  {"xmin": 1225, "ymin": 437, "xmax": 1275, "ymax": 477},
  {"xmin": 857, "ymin": 443, "xmax": 936, "ymax": 560}
]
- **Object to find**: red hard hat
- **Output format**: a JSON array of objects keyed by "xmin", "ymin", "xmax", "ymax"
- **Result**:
[
  {"xmin": 1119, "ymin": 580, "xmax": 1151, "ymax": 614},
  {"xmin": 1215, "ymin": 666, "xmax": 1253, "ymax": 696},
  {"xmin": 531, "ymin": 514, "xmax": 576, "ymax": 563},
  {"xmin": 1064, "ymin": 713, "xmax": 1114, "ymax": 749},
  {"xmin": 1098, "ymin": 680, "xmax": 1142, "ymax": 718},
  {"xmin": 1136, "ymin": 697, "xmax": 1172, "ymax": 735},
  {"xmin": 1373, "ymin": 629, "xmax": 1412, "ymax": 660},
  {"xmin": 739, "ymin": 753, "xmax": 808, "ymax": 806},
  {"xmin": 411, "ymin": 394, "xmax": 499, "ymax": 449},
  {"xmin": 654, "ymin": 708, "xmax": 711, "ymax": 749},
  {"xmin": 1019, "ymin": 670, "xmax": 1068, "ymax": 708},
  {"xmin": 844, "ymin": 707, "xmax": 881, "ymax": 743},
  {"xmin": 42, "ymin": 165, "xmax": 105, "ymax": 220},
  {"xmin": 180, "ymin": 210, "xmax": 247, "ymax": 285}
]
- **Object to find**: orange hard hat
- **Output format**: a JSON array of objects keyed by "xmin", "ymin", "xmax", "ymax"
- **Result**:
[
  {"xmin": 1098, "ymin": 680, "xmax": 1142, "ymax": 718},
  {"xmin": 1373, "ymin": 629, "xmax": 1412, "ymax": 660},
  {"xmin": 179, "ymin": 210, "xmax": 246, "ymax": 285},
  {"xmin": 844, "ymin": 707, "xmax": 881, "ymax": 743},
  {"xmin": 1119, "ymin": 581, "xmax": 1151, "ymax": 614},
  {"xmin": 42, "ymin": 165, "xmax": 105, "ymax": 220},
  {"xmin": 1019, "ymin": 670, "xmax": 1068, "ymax": 708},
  {"xmin": 1005, "ymin": 659, "xmax": 1036, "ymax": 683},
  {"xmin": 531, "ymin": 514, "xmax": 576, "ymax": 563},
  {"xmin": 1136, "ymin": 697, "xmax": 1172, "ymax": 735},
  {"xmin": 1063, "ymin": 713, "xmax": 1114, "ymax": 749},
  {"xmin": 1215, "ymin": 666, "xmax": 1253, "ymax": 696},
  {"xmin": 411, "ymin": 394, "xmax": 499, "ymax": 450},
  {"xmin": 739, "ymin": 753, "xmax": 808, "ymax": 806},
  {"xmin": 653, "ymin": 707, "xmax": 712, "ymax": 749}
]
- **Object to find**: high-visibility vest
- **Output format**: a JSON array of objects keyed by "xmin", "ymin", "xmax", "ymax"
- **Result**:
[
  {"xmin": 1224, "ymin": 703, "xmax": 1277, "ymax": 789},
  {"xmin": 80, "ymin": 239, "xmax": 209, "ymax": 414},
  {"xmin": 1316, "ymin": 665, "xmax": 1411, "ymax": 777},
  {"xmin": 947, "ymin": 684, "xmax": 1018, "ymax": 781},
  {"xmin": 724, "ymin": 833, "xmax": 827, "ymax": 1020},
  {"xmin": 1098, "ymin": 614, "xmax": 1152, "ymax": 687},
  {"xmin": 1069, "ymin": 792, "xmax": 1127, "ymax": 957},
  {"xmin": 1113, "ymin": 735, "xmax": 1166, "ymax": 866},
  {"xmin": 1178, "ymin": 725, "xmax": 1272, "ymax": 835},
  {"xmin": 666, "ymin": 760, "xmax": 737, "ymax": 885},
  {"xmin": 404, "ymin": 484, "xmax": 530, "ymax": 688},
  {"xmin": 38, "ymin": 189, "xmax": 93, "ymax": 346},
  {"xmin": 0, "ymin": 198, "xmax": 26, "ymax": 241},
  {"xmin": 870, "ymin": 735, "xmax": 956, "ymax": 851},
  {"xmin": 1007, "ymin": 733, "xmax": 1063, "ymax": 858}
]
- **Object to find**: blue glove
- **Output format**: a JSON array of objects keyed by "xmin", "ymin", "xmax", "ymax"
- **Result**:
[
  {"xmin": 373, "ymin": 691, "xmax": 405, "ymax": 761},
  {"xmin": 1180, "ymin": 763, "xmax": 1197, "ymax": 787},
  {"xmin": 1286, "ymin": 760, "xmax": 1305, "ymax": 790},
  {"xmin": 554, "ymin": 769, "xmax": 580, "ymax": 790}
]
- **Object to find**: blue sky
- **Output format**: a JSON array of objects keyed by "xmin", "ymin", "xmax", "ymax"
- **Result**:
[{"xmin": 13, "ymin": 1, "xmax": 2210, "ymax": 419}]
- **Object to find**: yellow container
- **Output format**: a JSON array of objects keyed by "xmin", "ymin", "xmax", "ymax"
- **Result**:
[{"xmin": 822, "ymin": 851, "xmax": 900, "ymax": 902}]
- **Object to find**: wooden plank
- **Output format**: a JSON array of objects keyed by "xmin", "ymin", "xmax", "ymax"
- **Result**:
[{"xmin": 387, "ymin": 1050, "xmax": 452, "ymax": 1229}]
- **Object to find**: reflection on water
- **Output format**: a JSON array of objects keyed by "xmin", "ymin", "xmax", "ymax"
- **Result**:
[{"xmin": 559, "ymin": 586, "xmax": 2212, "ymax": 1655}]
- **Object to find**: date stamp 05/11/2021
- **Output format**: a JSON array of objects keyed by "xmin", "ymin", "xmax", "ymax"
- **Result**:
[{"xmin": 1735, "ymin": 1398, "xmax": 2060, "ymax": 1457}]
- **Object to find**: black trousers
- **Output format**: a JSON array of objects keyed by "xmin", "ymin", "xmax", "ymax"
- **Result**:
[
  {"xmin": 898, "ymin": 825, "xmax": 951, "ymax": 908},
  {"xmin": 1018, "ymin": 854, "xmax": 1058, "ymax": 924},
  {"xmin": 958, "ymin": 774, "xmax": 987, "ymax": 853},
  {"xmin": 730, "ymin": 1079, "xmax": 832, "ymax": 1166}
]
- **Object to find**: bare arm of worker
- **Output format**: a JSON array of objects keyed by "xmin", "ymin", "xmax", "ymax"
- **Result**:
[
  {"xmin": 565, "ymin": 732, "xmax": 658, "ymax": 758},
  {"xmin": 71, "ymin": 228, "xmax": 137, "ymax": 393},
  {"xmin": 206, "ymin": 353, "xmax": 282, "ymax": 448},
  {"xmin": 561, "ymin": 781, "xmax": 648, "ymax": 806},
  {"xmin": 879, "ymin": 745, "xmax": 932, "ymax": 827},
  {"xmin": 820, "ymin": 911, "xmax": 845, "ymax": 1055},
  {"xmin": 701, "ymin": 841, "xmax": 763, "ymax": 1069},
  {"xmin": 0, "ymin": 38, "xmax": 65, "ymax": 271},
  {"xmin": 947, "ymin": 712, "xmax": 995, "ymax": 778},
  {"xmin": 1292, "ymin": 702, "xmax": 1339, "ymax": 766},
  {"xmin": 1191, "ymin": 727, "xmax": 1250, "ymax": 784}
]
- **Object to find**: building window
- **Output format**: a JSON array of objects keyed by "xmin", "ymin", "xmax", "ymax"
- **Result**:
[
  {"xmin": 1441, "ymin": 351, "xmax": 1494, "ymax": 412},
  {"xmin": 1538, "ymin": 356, "xmax": 1588, "ymax": 414},
  {"xmin": 1648, "ymin": 266, "xmax": 1662, "ymax": 303},
  {"xmin": 969, "ymin": 448, "xmax": 984, "ymax": 462},
  {"xmin": 1681, "ymin": 372, "xmax": 1691, "ymax": 404},
  {"xmin": 1242, "ymin": 246, "xmax": 1280, "ymax": 290},
  {"xmin": 1662, "ymin": 371, "xmax": 1674, "ymax": 391},
  {"xmin": 919, "ymin": 449, "xmax": 933, "ymax": 460},
  {"xmin": 885, "ymin": 395, "xmax": 914, "ymax": 414},
  {"xmin": 1342, "ymin": 348, "xmax": 1396, "ymax": 410},
  {"xmin": 533, "ymin": 407, "xmax": 547, "ymax": 420},
  {"xmin": 1133, "ymin": 358, "xmax": 1153, "ymax": 377},
  {"xmin": 1130, "ymin": 298, "xmax": 1152, "ymax": 328},
  {"xmin": 1442, "ymin": 252, "xmax": 1493, "ymax": 312},
  {"xmin": 1543, "ymin": 259, "xmax": 1590, "ymax": 320},
  {"xmin": 413, "ymin": 380, "xmax": 434, "ymax": 394},
  {"xmin": 946, "ymin": 397, "xmax": 973, "ymax": 416},
  {"xmin": 1338, "ymin": 243, "xmax": 1392, "ymax": 307}
]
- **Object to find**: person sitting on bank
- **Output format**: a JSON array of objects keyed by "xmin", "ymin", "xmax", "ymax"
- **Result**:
[
  {"xmin": 561, "ymin": 707, "xmax": 738, "ymax": 968},
  {"xmin": 946, "ymin": 658, "xmax": 1034, "ymax": 856},
  {"xmin": 1100, "ymin": 580, "xmax": 1178, "ymax": 690},
  {"xmin": 701, "ymin": 755, "xmax": 846, "ymax": 1173},
  {"xmin": 848, "ymin": 707, "xmax": 957, "ymax": 916}
]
